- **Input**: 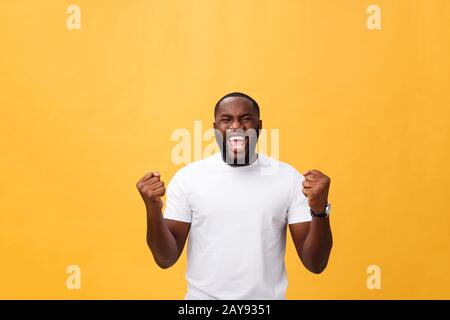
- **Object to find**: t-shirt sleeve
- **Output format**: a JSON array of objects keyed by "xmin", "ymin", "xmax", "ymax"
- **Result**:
[
  {"xmin": 163, "ymin": 169, "xmax": 192, "ymax": 223},
  {"xmin": 286, "ymin": 168, "xmax": 312, "ymax": 224}
]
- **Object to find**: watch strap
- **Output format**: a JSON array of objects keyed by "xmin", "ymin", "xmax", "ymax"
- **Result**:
[{"xmin": 310, "ymin": 203, "xmax": 330, "ymax": 218}]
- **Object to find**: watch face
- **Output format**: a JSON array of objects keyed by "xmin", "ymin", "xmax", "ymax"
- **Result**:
[{"xmin": 310, "ymin": 203, "xmax": 331, "ymax": 217}]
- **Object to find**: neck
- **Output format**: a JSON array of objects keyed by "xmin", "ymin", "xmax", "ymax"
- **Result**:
[{"xmin": 222, "ymin": 151, "xmax": 258, "ymax": 167}]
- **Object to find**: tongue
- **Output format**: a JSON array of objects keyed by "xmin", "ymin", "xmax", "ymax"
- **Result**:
[{"xmin": 231, "ymin": 140, "xmax": 245, "ymax": 149}]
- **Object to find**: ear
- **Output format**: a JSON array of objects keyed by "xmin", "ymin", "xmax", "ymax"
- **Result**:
[
  {"xmin": 258, "ymin": 120, "xmax": 262, "ymax": 133},
  {"xmin": 213, "ymin": 121, "xmax": 216, "ymax": 129}
]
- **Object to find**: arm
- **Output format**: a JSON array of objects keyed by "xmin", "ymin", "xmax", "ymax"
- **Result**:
[
  {"xmin": 137, "ymin": 171, "xmax": 190, "ymax": 269},
  {"xmin": 289, "ymin": 217, "xmax": 332, "ymax": 274},
  {"xmin": 146, "ymin": 206, "xmax": 190, "ymax": 269},
  {"xmin": 290, "ymin": 169, "xmax": 333, "ymax": 274}
]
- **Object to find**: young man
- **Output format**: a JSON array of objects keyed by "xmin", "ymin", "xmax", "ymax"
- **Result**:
[{"xmin": 137, "ymin": 92, "xmax": 333, "ymax": 299}]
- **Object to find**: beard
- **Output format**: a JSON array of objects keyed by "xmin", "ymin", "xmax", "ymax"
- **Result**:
[{"xmin": 215, "ymin": 126, "xmax": 259, "ymax": 167}]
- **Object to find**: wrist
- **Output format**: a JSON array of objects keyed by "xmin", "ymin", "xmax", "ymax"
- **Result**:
[
  {"xmin": 310, "ymin": 202, "xmax": 331, "ymax": 218},
  {"xmin": 311, "ymin": 205, "xmax": 327, "ymax": 213},
  {"xmin": 145, "ymin": 201, "xmax": 163, "ymax": 215}
]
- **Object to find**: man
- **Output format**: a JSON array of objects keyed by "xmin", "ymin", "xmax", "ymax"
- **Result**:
[{"xmin": 136, "ymin": 92, "xmax": 333, "ymax": 299}]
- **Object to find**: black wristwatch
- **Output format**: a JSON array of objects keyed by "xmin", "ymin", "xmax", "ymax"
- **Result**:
[{"xmin": 310, "ymin": 203, "xmax": 331, "ymax": 218}]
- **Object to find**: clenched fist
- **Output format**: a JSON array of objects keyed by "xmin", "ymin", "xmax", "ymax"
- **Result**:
[
  {"xmin": 136, "ymin": 171, "xmax": 165, "ymax": 212},
  {"xmin": 301, "ymin": 169, "xmax": 331, "ymax": 213}
]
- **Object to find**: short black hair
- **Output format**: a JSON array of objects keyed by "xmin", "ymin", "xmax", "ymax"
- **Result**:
[{"xmin": 214, "ymin": 92, "xmax": 260, "ymax": 118}]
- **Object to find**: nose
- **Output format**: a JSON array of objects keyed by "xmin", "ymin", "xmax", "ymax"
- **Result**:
[{"xmin": 229, "ymin": 118, "xmax": 243, "ymax": 130}]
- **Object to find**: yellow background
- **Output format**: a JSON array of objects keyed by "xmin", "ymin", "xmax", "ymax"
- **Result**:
[{"xmin": 1, "ymin": 0, "xmax": 449, "ymax": 299}]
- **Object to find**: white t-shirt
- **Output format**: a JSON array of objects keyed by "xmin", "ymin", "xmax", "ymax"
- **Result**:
[{"xmin": 163, "ymin": 152, "xmax": 312, "ymax": 300}]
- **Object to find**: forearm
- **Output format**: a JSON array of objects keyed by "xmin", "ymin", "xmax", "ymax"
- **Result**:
[
  {"xmin": 301, "ymin": 217, "xmax": 333, "ymax": 274},
  {"xmin": 146, "ymin": 206, "xmax": 179, "ymax": 269}
]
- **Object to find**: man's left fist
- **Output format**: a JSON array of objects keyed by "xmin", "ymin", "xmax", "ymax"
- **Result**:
[{"xmin": 301, "ymin": 169, "xmax": 331, "ymax": 212}]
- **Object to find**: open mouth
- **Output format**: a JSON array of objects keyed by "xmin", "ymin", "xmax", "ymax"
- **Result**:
[{"xmin": 227, "ymin": 134, "xmax": 247, "ymax": 153}]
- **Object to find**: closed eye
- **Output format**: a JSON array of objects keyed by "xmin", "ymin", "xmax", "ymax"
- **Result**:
[{"xmin": 220, "ymin": 117, "xmax": 232, "ymax": 123}]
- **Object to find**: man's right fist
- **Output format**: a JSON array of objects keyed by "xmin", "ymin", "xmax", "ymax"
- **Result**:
[{"xmin": 136, "ymin": 171, "xmax": 165, "ymax": 212}]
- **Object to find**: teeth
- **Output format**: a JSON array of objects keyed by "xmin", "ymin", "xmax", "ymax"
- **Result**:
[{"xmin": 229, "ymin": 136, "xmax": 245, "ymax": 141}]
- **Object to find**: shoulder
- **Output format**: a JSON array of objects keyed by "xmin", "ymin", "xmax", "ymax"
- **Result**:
[
  {"xmin": 258, "ymin": 153, "xmax": 303, "ymax": 179},
  {"xmin": 170, "ymin": 153, "xmax": 218, "ymax": 181}
]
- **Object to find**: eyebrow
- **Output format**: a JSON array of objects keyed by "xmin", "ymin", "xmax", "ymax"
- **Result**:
[{"xmin": 218, "ymin": 113, "xmax": 254, "ymax": 118}]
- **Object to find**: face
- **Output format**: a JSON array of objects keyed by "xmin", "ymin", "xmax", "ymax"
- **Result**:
[{"xmin": 213, "ymin": 96, "xmax": 262, "ymax": 165}]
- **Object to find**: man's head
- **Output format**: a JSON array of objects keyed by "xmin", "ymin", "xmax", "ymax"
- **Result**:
[{"xmin": 213, "ymin": 92, "xmax": 262, "ymax": 166}]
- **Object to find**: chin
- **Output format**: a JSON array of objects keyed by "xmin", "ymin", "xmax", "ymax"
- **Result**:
[{"xmin": 222, "ymin": 148, "xmax": 245, "ymax": 164}]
